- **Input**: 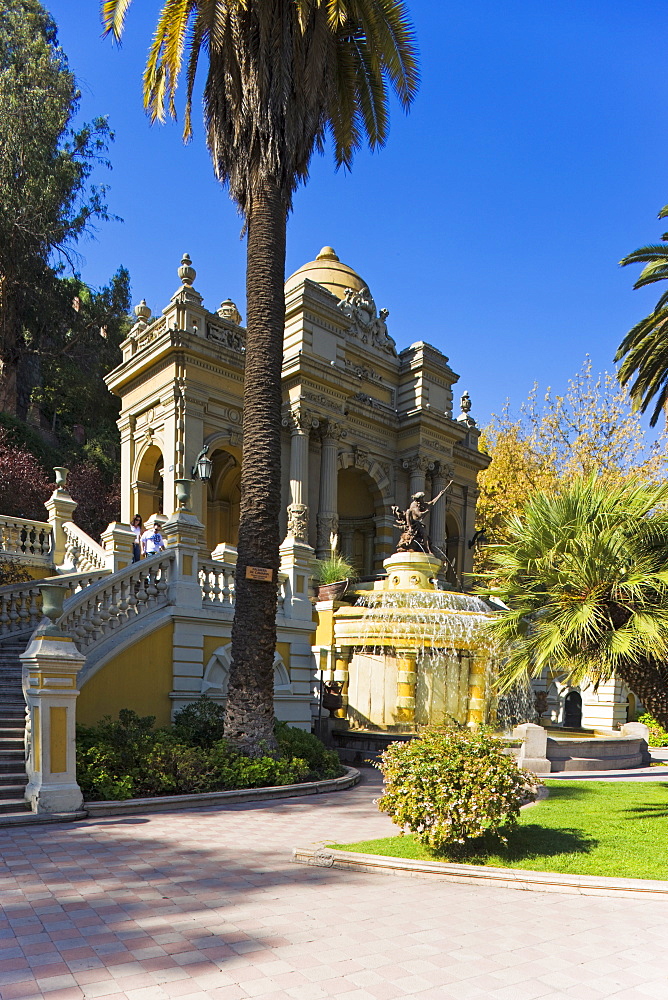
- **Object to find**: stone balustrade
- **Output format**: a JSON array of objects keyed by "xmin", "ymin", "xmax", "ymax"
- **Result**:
[
  {"xmin": 0, "ymin": 516, "xmax": 52, "ymax": 566},
  {"xmin": 199, "ymin": 559, "xmax": 236, "ymax": 608},
  {"xmin": 59, "ymin": 552, "xmax": 174, "ymax": 649},
  {"xmin": 62, "ymin": 521, "xmax": 107, "ymax": 573},
  {"xmin": 0, "ymin": 570, "xmax": 107, "ymax": 637}
]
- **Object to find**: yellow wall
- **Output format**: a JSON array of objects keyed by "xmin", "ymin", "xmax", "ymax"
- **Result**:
[
  {"xmin": 77, "ymin": 622, "xmax": 174, "ymax": 727},
  {"xmin": 338, "ymin": 468, "xmax": 376, "ymax": 516}
]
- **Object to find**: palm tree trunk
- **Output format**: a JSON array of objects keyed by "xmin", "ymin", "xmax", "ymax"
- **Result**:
[
  {"xmin": 224, "ymin": 183, "xmax": 288, "ymax": 755},
  {"xmin": 617, "ymin": 659, "xmax": 668, "ymax": 731}
]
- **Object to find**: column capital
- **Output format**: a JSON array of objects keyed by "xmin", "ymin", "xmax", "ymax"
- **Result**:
[
  {"xmin": 282, "ymin": 405, "xmax": 319, "ymax": 434},
  {"xmin": 403, "ymin": 454, "xmax": 434, "ymax": 475},
  {"xmin": 319, "ymin": 418, "xmax": 347, "ymax": 442}
]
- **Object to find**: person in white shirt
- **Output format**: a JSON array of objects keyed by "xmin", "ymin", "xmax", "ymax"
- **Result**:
[
  {"xmin": 141, "ymin": 523, "xmax": 165, "ymax": 556},
  {"xmin": 131, "ymin": 515, "xmax": 143, "ymax": 562}
]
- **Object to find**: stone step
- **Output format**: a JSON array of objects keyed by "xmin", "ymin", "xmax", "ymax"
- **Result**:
[
  {"xmin": 0, "ymin": 784, "xmax": 28, "ymax": 802},
  {"xmin": 0, "ymin": 770, "xmax": 27, "ymax": 784},
  {"xmin": 0, "ymin": 800, "xmax": 30, "ymax": 816},
  {"xmin": 331, "ymin": 728, "xmax": 417, "ymax": 764}
]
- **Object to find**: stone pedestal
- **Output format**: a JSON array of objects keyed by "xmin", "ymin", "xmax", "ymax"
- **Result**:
[
  {"xmin": 101, "ymin": 522, "xmax": 136, "ymax": 572},
  {"xmin": 513, "ymin": 722, "xmax": 551, "ymax": 775},
  {"xmin": 21, "ymin": 629, "xmax": 86, "ymax": 814},
  {"xmin": 333, "ymin": 647, "xmax": 352, "ymax": 720},
  {"xmin": 44, "ymin": 482, "xmax": 78, "ymax": 569},
  {"xmin": 162, "ymin": 508, "xmax": 206, "ymax": 610},
  {"xmin": 279, "ymin": 536, "xmax": 315, "ymax": 622},
  {"xmin": 383, "ymin": 551, "xmax": 443, "ymax": 590}
]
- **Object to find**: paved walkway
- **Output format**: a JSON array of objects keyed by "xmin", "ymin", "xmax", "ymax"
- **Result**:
[{"xmin": 1, "ymin": 769, "xmax": 668, "ymax": 1000}]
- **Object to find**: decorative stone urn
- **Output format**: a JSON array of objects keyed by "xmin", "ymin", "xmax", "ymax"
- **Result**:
[
  {"xmin": 39, "ymin": 583, "xmax": 66, "ymax": 625},
  {"xmin": 175, "ymin": 478, "xmax": 193, "ymax": 511},
  {"xmin": 53, "ymin": 467, "xmax": 69, "ymax": 490}
]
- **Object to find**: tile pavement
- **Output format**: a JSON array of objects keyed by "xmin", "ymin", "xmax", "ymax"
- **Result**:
[{"xmin": 1, "ymin": 769, "xmax": 667, "ymax": 1000}]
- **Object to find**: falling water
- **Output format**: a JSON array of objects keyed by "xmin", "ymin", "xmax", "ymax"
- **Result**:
[
  {"xmin": 496, "ymin": 680, "xmax": 537, "ymax": 732},
  {"xmin": 354, "ymin": 588, "xmax": 496, "ymax": 655}
]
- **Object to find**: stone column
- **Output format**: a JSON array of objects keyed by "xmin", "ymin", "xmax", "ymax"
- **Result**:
[
  {"xmin": 316, "ymin": 421, "xmax": 344, "ymax": 558},
  {"xmin": 22, "ymin": 624, "xmax": 86, "ymax": 814},
  {"xmin": 466, "ymin": 653, "xmax": 489, "ymax": 726},
  {"xmin": 283, "ymin": 407, "xmax": 318, "ymax": 544},
  {"xmin": 44, "ymin": 471, "xmax": 78, "ymax": 570},
  {"xmin": 396, "ymin": 649, "xmax": 418, "ymax": 727},
  {"xmin": 118, "ymin": 414, "xmax": 136, "ymax": 525},
  {"xmin": 404, "ymin": 454, "xmax": 434, "ymax": 499},
  {"xmin": 333, "ymin": 647, "xmax": 352, "ymax": 720}
]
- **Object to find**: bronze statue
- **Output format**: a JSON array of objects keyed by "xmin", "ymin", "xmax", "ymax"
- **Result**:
[{"xmin": 392, "ymin": 486, "xmax": 449, "ymax": 555}]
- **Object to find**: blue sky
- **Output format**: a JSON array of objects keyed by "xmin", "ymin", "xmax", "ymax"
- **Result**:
[{"xmin": 45, "ymin": 1, "xmax": 668, "ymax": 431}]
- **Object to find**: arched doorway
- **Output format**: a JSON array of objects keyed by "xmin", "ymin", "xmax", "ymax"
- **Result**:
[
  {"xmin": 337, "ymin": 466, "xmax": 380, "ymax": 576},
  {"xmin": 564, "ymin": 690, "xmax": 582, "ymax": 729},
  {"xmin": 133, "ymin": 444, "xmax": 164, "ymax": 524},
  {"xmin": 206, "ymin": 449, "xmax": 241, "ymax": 551},
  {"xmin": 445, "ymin": 512, "xmax": 461, "ymax": 588}
]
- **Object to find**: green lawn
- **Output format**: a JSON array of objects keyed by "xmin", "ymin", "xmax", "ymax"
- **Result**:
[{"xmin": 332, "ymin": 781, "xmax": 668, "ymax": 880}]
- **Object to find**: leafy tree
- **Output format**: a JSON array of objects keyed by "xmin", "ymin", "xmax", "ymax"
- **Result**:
[
  {"xmin": 481, "ymin": 477, "xmax": 668, "ymax": 730},
  {"xmin": 476, "ymin": 360, "xmax": 668, "ymax": 562},
  {"xmin": 31, "ymin": 267, "xmax": 131, "ymax": 470},
  {"xmin": 0, "ymin": 0, "xmax": 113, "ymax": 417},
  {"xmin": 102, "ymin": 0, "xmax": 419, "ymax": 754},
  {"xmin": 616, "ymin": 204, "xmax": 668, "ymax": 426},
  {"xmin": 68, "ymin": 461, "xmax": 120, "ymax": 541},
  {"xmin": 0, "ymin": 428, "xmax": 52, "ymax": 520}
]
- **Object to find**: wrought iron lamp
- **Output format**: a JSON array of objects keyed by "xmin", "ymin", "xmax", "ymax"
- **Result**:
[{"xmin": 192, "ymin": 446, "xmax": 213, "ymax": 482}]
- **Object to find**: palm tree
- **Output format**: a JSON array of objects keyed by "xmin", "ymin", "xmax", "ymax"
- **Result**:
[
  {"xmin": 616, "ymin": 204, "xmax": 668, "ymax": 426},
  {"xmin": 101, "ymin": 0, "xmax": 418, "ymax": 754},
  {"xmin": 480, "ymin": 477, "xmax": 668, "ymax": 729}
]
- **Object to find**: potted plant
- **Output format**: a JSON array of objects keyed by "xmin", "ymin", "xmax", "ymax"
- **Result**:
[{"xmin": 314, "ymin": 552, "xmax": 358, "ymax": 602}]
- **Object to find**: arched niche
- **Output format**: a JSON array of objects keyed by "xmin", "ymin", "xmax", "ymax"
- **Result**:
[
  {"xmin": 206, "ymin": 448, "xmax": 241, "ymax": 551},
  {"xmin": 336, "ymin": 464, "xmax": 383, "ymax": 577},
  {"xmin": 132, "ymin": 442, "xmax": 164, "ymax": 523},
  {"xmin": 201, "ymin": 646, "xmax": 291, "ymax": 699}
]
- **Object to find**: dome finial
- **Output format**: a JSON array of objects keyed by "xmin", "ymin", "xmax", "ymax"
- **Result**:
[{"xmin": 316, "ymin": 246, "xmax": 339, "ymax": 261}]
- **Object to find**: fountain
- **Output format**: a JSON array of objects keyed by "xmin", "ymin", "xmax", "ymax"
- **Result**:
[{"xmin": 327, "ymin": 550, "xmax": 497, "ymax": 732}]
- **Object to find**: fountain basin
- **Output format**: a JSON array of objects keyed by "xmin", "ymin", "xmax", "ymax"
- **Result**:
[{"xmin": 546, "ymin": 735, "xmax": 649, "ymax": 771}]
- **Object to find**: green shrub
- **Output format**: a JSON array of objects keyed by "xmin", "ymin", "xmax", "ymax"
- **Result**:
[
  {"xmin": 275, "ymin": 720, "xmax": 343, "ymax": 779},
  {"xmin": 172, "ymin": 696, "xmax": 226, "ymax": 747},
  {"xmin": 637, "ymin": 713, "xmax": 668, "ymax": 747},
  {"xmin": 76, "ymin": 708, "xmax": 343, "ymax": 800},
  {"xmin": 376, "ymin": 727, "xmax": 541, "ymax": 853},
  {"xmin": 313, "ymin": 553, "xmax": 358, "ymax": 585}
]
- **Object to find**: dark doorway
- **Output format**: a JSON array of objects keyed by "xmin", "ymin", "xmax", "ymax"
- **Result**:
[{"xmin": 563, "ymin": 690, "xmax": 582, "ymax": 728}]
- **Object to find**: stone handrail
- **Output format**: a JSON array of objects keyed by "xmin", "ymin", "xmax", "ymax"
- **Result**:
[
  {"xmin": 199, "ymin": 560, "xmax": 288, "ymax": 613},
  {"xmin": 0, "ymin": 516, "xmax": 52, "ymax": 564},
  {"xmin": 200, "ymin": 558, "xmax": 236, "ymax": 608},
  {"xmin": 62, "ymin": 521, "xmax": 107, "ymax": 572},
  {"xmin": 0, "ymin": 570, "xmax": 107, "ymax": 637},
  {"xmin": 59, "ymin": 552, "xmax": 175, "ymax": 649}
]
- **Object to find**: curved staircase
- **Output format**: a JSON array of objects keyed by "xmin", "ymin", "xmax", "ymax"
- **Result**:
[{"xmin": 0, "ymin": 632, "xmax": 30, "ymax": 813}]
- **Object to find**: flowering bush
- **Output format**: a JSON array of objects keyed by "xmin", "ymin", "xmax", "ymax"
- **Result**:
[{"xmin": 376, "ymin": 727, "xmax": 541, "ymax": 853}]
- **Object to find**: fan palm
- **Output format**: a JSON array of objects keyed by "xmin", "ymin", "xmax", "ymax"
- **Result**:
[
  {"xmin": 616, "ymin": 204, "xmax": 668, "ymax": 426},
  {"xmin": 480, "ymin": 476, "xmax": 668, "ymax": 729},
  {"xmin": 101, "ymin": 0, "xmax": 418, "ymax": 753}
]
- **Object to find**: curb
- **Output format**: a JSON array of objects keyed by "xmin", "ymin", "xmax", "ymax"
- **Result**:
[
  {"xmin": 83, "ymin": 766, "xmax": 360, "ymax": 818},
  {"xmin": 291, "ymin": 842, "xmax": 668, "ymax": 899},
  {"xmin": 0, "ymin": 768, "xmax": 360, "ymax": 827}
]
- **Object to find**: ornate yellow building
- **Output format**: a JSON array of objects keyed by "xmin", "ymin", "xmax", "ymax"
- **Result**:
[{"xmin": 106, "ymin": 247, "xmax": 490, "ymax": 581}]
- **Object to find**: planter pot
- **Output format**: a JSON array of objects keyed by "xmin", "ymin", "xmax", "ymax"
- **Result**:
[{"xmin": 317, "ymin": 579, "xmax": 349, "ymax": 602}]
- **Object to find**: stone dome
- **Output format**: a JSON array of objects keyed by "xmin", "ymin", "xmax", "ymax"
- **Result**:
[{"xmin": 284, "ymin": 246, "xmax": 368, "ymax": 299}]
